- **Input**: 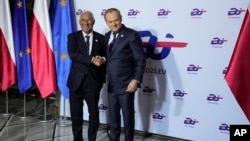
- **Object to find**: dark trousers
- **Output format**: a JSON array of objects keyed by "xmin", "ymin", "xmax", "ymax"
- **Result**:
[
  {"xmin": 69, "ymin": 74, "xmax": 102, "ymax": 141},
  {"xmin": 108, "ymin": 93, "xmax": 135, "ymax": 141}
]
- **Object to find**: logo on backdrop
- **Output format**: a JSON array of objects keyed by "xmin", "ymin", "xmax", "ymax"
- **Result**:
[
  {"xmin": 128, "ymin": 9, "xmax": 141, "ymax": 17},
  {"xmin": 207, "ymin": 94, "xmax": 223, "ymax": 101},
  {"xmin": 228, "ymin": 8, "xmax": 245, "ymax": 18},
  {"xmin": 219, "ymin": 123, "xmax": 230, "ymax": 134},
  {"xmin": 223, "ymin": 67, "xmax": 228, "ymax": 75},
  {"xmin": 173, "ymin": 90, "xmax": 188, "ymax": 99},
  {"xmin": 211, "ymin": 37, "xmax": 227, "ymax": 48},
  {"xmin": 76, "ymin": 9, "xmax": 83, "ymax": 15},
  {"xmin": 157, "ymin": 9, "xmax": 172, "ymax": 18},
  {"xmin": 142, "ymin": 86, "xmax": 156, "ymax": 96},
  {"xmin": 138, "ymin": 31, "xmax": 187, "ymax": 60},
  {"xmin": 187, "ymin": 64, "xmax": 202, "ymax": 74},
  {"xmin": 101, "ymin": 9, "xmax": 106, "ymax": 16},
  {"xmin": 98, "ymin": 104, "xmax": 108, "ymax": 111},
  {"xmin": 152, "ymin": 113, "xmax": 166, "ymax": 121},
  {"xmin": 184, "ymin": 118, "xmax": 199, "ymax": 127},
  {"xmin": 190, "ymin": 8, "xmax": 207, "ymax": 18},
  {"xmin": 207, "ymin": 94, "xmax": 223, "ymax": 104}
]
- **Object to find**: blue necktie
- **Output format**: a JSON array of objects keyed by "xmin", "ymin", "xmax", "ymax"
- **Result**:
[
  {"xmin": 85, "ymin": 35, "xmax": 90, "ymax": 54},
  {"xmin": 109, "ymin": 32, "xmax": 117, "ymax": 53}
]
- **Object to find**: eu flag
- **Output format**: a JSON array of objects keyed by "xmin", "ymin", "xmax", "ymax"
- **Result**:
[
  {"xmin": 12, "ymin": 0, "xmax": 33, "ymax": 94},
  {"xmin": 51, "ymin": 0, "xmax": 76, "ymax": 99}
]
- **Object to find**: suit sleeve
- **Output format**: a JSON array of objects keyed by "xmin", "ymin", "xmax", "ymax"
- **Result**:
[{"xmin": 130, "ymin": 31, "xmax": 146, "ymax": 82}]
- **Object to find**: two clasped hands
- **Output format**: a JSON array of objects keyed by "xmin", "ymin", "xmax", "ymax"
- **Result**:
[{"xmin": 92, "ymin": 55, "xmax": 105, "ymax": 66}]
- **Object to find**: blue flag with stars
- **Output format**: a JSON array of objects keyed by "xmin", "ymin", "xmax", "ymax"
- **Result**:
[
  {"xmin": 51, "ymin": 0, "xmax": 76, "ymax": 99},
  {"xmin": 12, "ymin": 0, "xmax": 33, "ymax": 94}
]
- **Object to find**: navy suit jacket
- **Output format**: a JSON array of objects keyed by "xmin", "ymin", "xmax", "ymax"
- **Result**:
[
  {"xmin": 105, "ymin": 25, "xmax": 146, "ymax": 94},
  {"xmin": 67, "ymin": 30, "xmax": 106, "ymax": 91}
]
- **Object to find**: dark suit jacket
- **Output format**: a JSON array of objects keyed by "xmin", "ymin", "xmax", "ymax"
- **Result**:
[
  {"xmin": 105, "ymin": 25, "xmax": 146, "ymax": 94},
  {"xmin": 67, "ymin": 30, "xmax": 106, "ymax": 91}
]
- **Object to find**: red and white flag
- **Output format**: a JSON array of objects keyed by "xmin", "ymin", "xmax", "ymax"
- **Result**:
[
  {"xmin": 30, "ymin": 0, "xmax": 57, "ymax": 98},
  {"xmin": 225, "ymin": 6, "xmax": 250, "ymax": 121},
  {"xmin": 0, "ymin": 1, "xmax": 17, "ymax": 91}
]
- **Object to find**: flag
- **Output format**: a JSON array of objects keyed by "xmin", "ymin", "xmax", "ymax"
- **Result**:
[
  {"xmin": 51, "ymin": 0, "xmax": 75, "ymax": 99},
  {"xmin": 0, "ymin": 1, "xmax": 17, "ymax": 91},
  {"xmin": 30, "ymin": 0, "xmax": 57, "ymax": 98},
  {"xmin": 225, "ymin": 8, "xmax": 250, "ymax": 121},
  {"xmin": 12, "ymin": 0, "xmax": 33, "ymax": 94}
]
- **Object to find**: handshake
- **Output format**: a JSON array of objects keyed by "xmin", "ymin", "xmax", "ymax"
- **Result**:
[{"xmin": 92, "ymin": 55, "xmax": 105, "ymax": 66}]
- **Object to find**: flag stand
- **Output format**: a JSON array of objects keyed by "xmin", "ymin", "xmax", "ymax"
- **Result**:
[
  {"xmin": 1, "ymin": 91, "xmax": 11, "ymax": 116},
  {"xmin": 17, "ymin": 93, "xmax": 31, "ymax": 118},
  {"xmin": 38, "ymin": 98, "xmax": 53, "ymax": 122},
  {"xmin": 56, "ymin": 96, "xmax": 71, "ymax": 126}
]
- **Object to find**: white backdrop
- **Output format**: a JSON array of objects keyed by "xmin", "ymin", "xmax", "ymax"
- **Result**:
[{"xmin": 60, "ymin": 0, "xmax": 250, "ymax": 140}]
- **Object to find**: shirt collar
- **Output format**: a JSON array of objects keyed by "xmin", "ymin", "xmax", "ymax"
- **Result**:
[{"xmin": 82, "ymin": 31, "xmax": 93, "ymax": 37}]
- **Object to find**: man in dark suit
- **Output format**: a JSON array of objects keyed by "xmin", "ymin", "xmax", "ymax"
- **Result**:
[
  {"xmin": 104, "ymin": 8, "xmax": 146, "ymax": 141},
  {"xmin": 67, "ymin": 11, "xmax": 106, "ymax": 141}
]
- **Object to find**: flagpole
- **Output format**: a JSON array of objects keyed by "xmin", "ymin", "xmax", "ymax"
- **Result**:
[
  {"xmin": 38, "ymin": 96, "xmax": 54, "ymax": 122},
  {"xmin": 17, "ymin": 92, "xmax": 31, "ymax": 118},
  {"xmin": 56, "ymin": 95, "xmax": 71, "ymax": 126},
  {"xmin": 2, "ymin": 91, "xmax": 11, "ymax": 116}
]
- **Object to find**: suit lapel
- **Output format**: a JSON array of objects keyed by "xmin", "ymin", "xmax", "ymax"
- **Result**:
[
  {"xmin": 77, "ymin": 31, "xmax": 86, "ymax": 53},
  {"xmin": 91, "ymin": 33, "xmax": 97, "ymax": 55},
  {"xmin": 111, "ymin": 31, "xmax": 123, "ymax": 54},
  {"xmin": 106, "ymin": 32, "xmax": 112, "ymax": 56}
]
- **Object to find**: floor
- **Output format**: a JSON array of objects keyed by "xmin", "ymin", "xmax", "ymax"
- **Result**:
[{"xmin": 0, "ymin": 88, "xmax": 189, "ymax": 141}]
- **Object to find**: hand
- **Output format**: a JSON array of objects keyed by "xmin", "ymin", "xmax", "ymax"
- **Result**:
[
  {"xmin": 126, "ymin": 79, "xmax": 139, "ymax": 92},
  {"xmin": 92, "ymin": 56, "xmax": 105, "ymax": 66}
]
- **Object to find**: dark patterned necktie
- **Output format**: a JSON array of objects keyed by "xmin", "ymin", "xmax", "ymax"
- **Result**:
[
  {"xmin": 85, "ymin": 35, "xmax": 90, "ymax": 54},
  {"xmin": 109, "ymin": 32, "xmax": 117, "ymax": 53}
]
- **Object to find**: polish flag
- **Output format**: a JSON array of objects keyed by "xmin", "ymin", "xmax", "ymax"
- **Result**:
[
  {"xmin": 225, "ymin": 6, "xmax": 250, "ymax": 121},
  {"xmin": 30, "ymin": 0, "xmax": 57, "ymax": 98},
  {"xmin": 0, "ymin": 1, "xmax": 17, "ymax": 91}
]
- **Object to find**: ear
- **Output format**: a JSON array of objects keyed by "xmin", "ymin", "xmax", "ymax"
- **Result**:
[{"xmin": 93, "ymin": 20, "xmax": 95, "ymax": 24}]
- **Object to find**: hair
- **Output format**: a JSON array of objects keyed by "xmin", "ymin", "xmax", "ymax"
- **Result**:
[
  {"xmin": 80, "ymin": 10, "xmax": 95, "ymax": 22},
  {"xmin": 104, "ymin": 8, "xmax": 122, "ymax": 20}
]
